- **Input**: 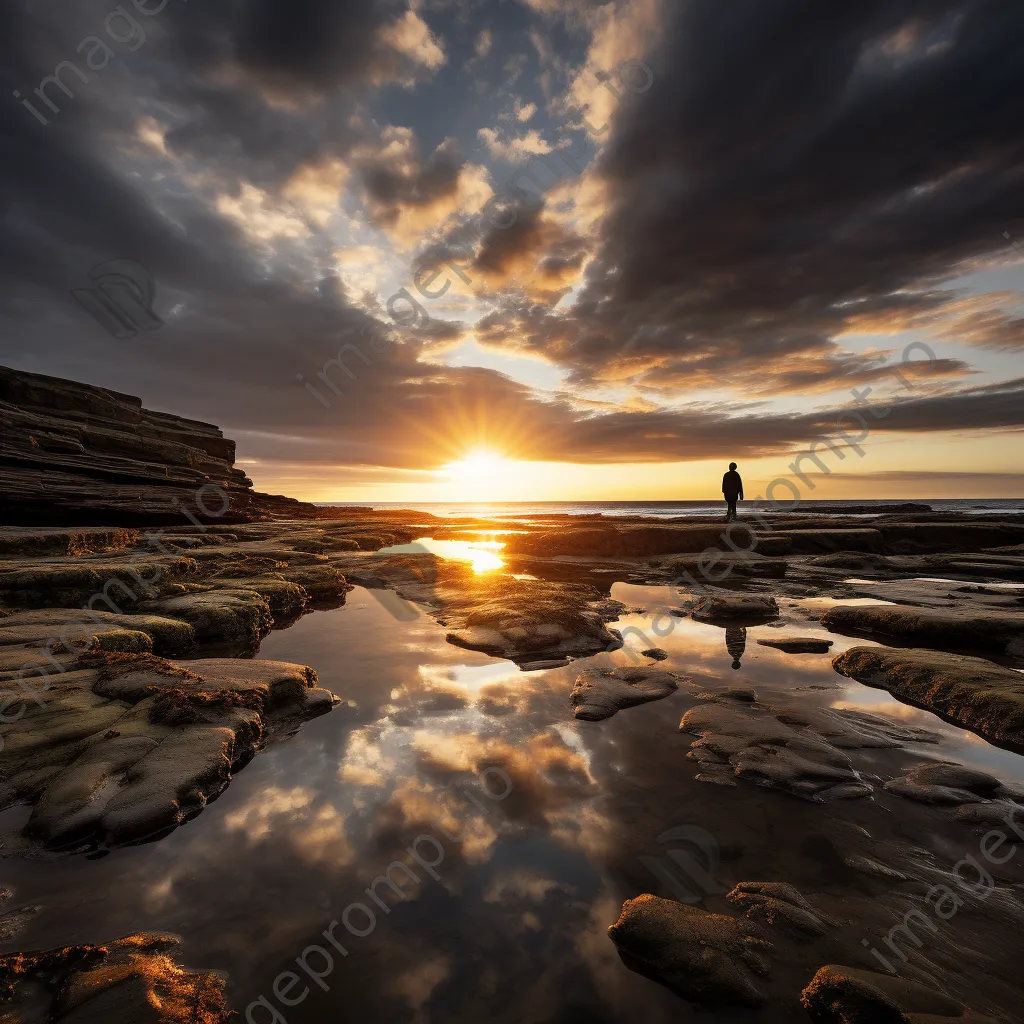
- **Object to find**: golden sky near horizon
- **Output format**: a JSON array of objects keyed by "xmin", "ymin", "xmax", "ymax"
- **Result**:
[{"xmin": 4, "ymin": 1, "xmax": 1023, "ymax": 502}]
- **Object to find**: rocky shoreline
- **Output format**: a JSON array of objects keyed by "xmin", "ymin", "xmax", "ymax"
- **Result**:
[{"xmin": 2, "ymin": 369, "xmax": 1024, "ymax": 1022}]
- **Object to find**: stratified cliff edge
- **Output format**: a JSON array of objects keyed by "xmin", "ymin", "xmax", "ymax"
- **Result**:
[{"xmin": 0, "ymin": 365, "xmax": 311, "ymax": 525}]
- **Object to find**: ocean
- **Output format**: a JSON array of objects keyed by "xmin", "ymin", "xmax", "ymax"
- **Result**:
[{"xmin": 318, "ymin": 498, "xmax": 1024, "ymax": 519}]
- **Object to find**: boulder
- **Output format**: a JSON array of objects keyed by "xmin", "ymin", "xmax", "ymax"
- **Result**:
[{"xmin": 640, "ymin": 647, "xmax": 669, "ymax": 660}]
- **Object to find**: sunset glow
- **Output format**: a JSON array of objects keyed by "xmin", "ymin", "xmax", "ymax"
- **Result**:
[{"xmin": 440, "ymin": 450, "xmax": 521, "ymax": 502}]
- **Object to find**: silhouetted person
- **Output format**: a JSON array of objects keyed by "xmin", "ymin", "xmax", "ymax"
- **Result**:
[
  {"xmin": 725, "ymin": 626, "xmax": 746, "ymax": 670},
  {"xmin": 722, "ymin": 462, "xmax": 743, "ymax": 522}
]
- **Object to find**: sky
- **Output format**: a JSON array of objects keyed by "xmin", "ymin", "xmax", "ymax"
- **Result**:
[{"xmin": 2, "ymin": 0, "xmax": 1023, "ymax": 503}]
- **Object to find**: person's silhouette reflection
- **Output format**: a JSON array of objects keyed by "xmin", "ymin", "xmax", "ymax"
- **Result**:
[{"xmin": 725, "ymin": 626, "xmax": 746, "ymax": 670}]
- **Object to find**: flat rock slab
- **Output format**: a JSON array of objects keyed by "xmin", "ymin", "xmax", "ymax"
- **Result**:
[
  {"xmin": 833, "ymin": 646, "xmax": 1024, "ymax": 752},
  {"xmin": 691, "ymin": 593, "xmax": 779, "ymax": 625},
  {"xmin": 0, "ymin": 556, "xmax": 197, "ymax": 606},
  {"xmin": 848, "ymin": 579, "xmax": 1024, "ymax": 611},
  {"xmin": 756, "ymin": 636, "xmax": 834, "ymax": 653},
  {"xmin": 679, "ymin": 701, "xmax": 935, "ymax": 799},
  {"xmin": 0, "ymin": 650, "xmax": 334, "ymax": 851},
  {"xmin": 571, "ymin": 666, "xmax": 681, "ymax": 721},
  {"xmin": 696, "ymin": 686, "xmax": 758, "ymax": 703},
  {"xmin": 138, "ymin": 590, "xmax": 274, "ymax": 652},
  {"xmin": 877, "ymin": 520, "xmax": 1024, "ymax": 552},
  {"xmin": 821, "ymin": 604, "xmax": 1024, "ymax": 658},
  {"xmin": 769, "ymin": 528, "xmax": 884, "ymax": 554},
  {"xmin": 0, "ymin": 527, "xmax": 139, "ymax": 556},
  {"xmin": 883, "ymin": 761, "xmax": 1021, "ymax": 808},
  {"xmin": 505, "ymin": 524, "xmax": 757, "ymax": 557},
  {"xmin": 663, "ymin": 551, "xmax": 788, "ymax": 578},
  {"xmin": 0, "ymin": 607, "xmax": 196, "ymax": 657},
  {"xmin": 607, "ymin": 894, "xmax": 772, "ymax": 1007}
]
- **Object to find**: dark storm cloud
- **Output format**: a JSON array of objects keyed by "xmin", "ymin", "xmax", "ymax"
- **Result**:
[
  {"xmin": 507, "ymin": 0, "xmax": 1024, "ymax": 391},
  {"xmin": 236, "ymin": 0, "xmax": 402, "ymax": 89},
  {"xmin": 546, "ymin": 375, "xmax": 1024, "ymax": 465},
  {"xmin": 1, "ymin": 0, "xmax": 1022, "ymax": 483},
  {"xmin": 636, "ymin": 354, "xmax": 974, "ymax": 397},
  {"xmin": 357, "ymin": 136, "xmax": 464, "ymax": 229},
  {"xmin": 152, "ymin": 0, "xmax": 440, "ymax": 94}
]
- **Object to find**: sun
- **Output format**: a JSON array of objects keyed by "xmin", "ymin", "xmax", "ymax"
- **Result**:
[{"xmin": 441, "ymin": 448, "xmax": 513, "ymax": 499}]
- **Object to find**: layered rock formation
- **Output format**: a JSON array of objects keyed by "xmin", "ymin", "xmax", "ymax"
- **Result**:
[{"xmin": 0, "ymin": 365, "xmax": 307, "ymax": 525}]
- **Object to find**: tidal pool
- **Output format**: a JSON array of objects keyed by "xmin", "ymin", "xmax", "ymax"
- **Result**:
[{"xmin": 3, "ymin": 581, "xmax": 1023, "ymax": 1022}]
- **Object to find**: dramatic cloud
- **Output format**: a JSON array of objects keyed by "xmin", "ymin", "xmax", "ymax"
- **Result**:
[
  {"xmin": 545, "ymin": 0, "xmax": 1024, "ymax": 395},
  {"xmin": 0, "ymin": 0, "xmax": 1022, "ymax": 497},
  {"xmin": 353, "ymin": 131, "xmax": 492, "ymax": 245}
]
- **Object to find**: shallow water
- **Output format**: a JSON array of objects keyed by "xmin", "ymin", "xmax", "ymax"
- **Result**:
[
  {"xmin": 4, "ymin": 580, "xmax": 1024, "ymax": 1021},
  {"xmin": 378, "ymin": 536, "xmax": 506, "ymax": 572}
]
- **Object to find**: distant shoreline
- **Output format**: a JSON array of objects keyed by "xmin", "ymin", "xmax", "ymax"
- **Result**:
[{"xmin": 315, "ymin": 498, "xmax": 1024, "ymax": 518}]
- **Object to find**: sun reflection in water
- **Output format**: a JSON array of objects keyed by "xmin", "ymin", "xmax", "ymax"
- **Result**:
[{"xmin": 378, "ymin": 536, "xmax": 506, "ymax": 573}]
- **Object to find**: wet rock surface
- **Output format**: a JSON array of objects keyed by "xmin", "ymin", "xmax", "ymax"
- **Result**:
[
  {"xmin": 504, "ymin": 523, "xmax": 758, "ymax": 557},
  {"xmin": 607, "ymin": 894, "xmax": 773, "ymax": 1007},
  {"xmin": 332, "ymin": 551, "xmax": 624, "ymax": 664},
  {"xmin": 756, "ymin": 636, "xmax": 834, "ymax": 653},
  {"xmin": 820, "ymin": 577, "xmax": 1024, "ymax": 660},
  {"xmin": 0, "ymin": 651, "xmax": 334, "ymax": 852},
  {"xmin": 822, "ymin": 603, "xmax": 1024, "ymax": 659},
  {"xmin": 0, "ymin": 932, "xmax": 229, "ymax": 1023},
  {"xmin": 5, "ymin": 405, "xmax": 1024, "ymax": 1024},
  {"xmin": 801, "ymin": 964, "xmax": 975, "ymax": 1023},
  {"xmin": 680, "ymin": 697, "xmax": 938, "ymax": 799},
  {"xmin": 727, "ymin": 881, "xmax": 837, "ymax": 938},
  {"xmin": 884, "ymin": 761, "xmax": 1011, "ymax": 802},
  {"xmin": 570, "ymin": 666, "xmax": 682, "ymax": 721},
  {"xmin": 690, "ymin": 592, "xmax": 780, "ymax": 625},
  {"xmin": 833, "ymin": 647, "xmax": 1024, "ymax": 751}
]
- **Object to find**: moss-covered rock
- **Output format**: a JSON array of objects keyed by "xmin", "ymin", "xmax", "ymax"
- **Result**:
[
  {"xmin": 0, "ymin": 608, "xmax": 196, "ymax": 657},
  {"xmin": 137, "ymin": 590, "xmax": 273, "ymax": 652},
  {"xmin": 832, "ymin": 646, "xmax": 1024, "ymax": 751}
]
